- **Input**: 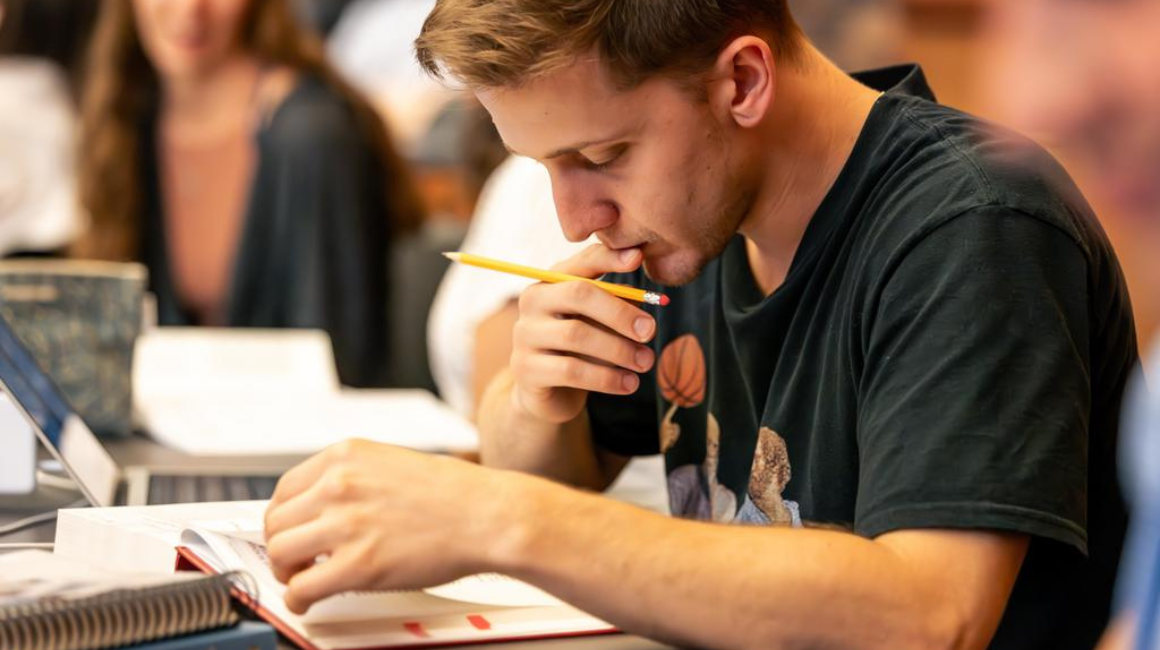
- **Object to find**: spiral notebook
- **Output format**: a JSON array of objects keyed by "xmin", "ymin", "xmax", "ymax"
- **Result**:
[{"xmin": 0, "ymin": 550, "xmax": 245, "ymax": 650}]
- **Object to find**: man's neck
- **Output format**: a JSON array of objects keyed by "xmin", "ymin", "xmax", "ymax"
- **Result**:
[
  {"xmin": 160, "ymin": 56, "xmax": 262, "ymax": 144},
  {"xmin": 739, "ymin": 45, "xmax": 882, "ymax": 296}
]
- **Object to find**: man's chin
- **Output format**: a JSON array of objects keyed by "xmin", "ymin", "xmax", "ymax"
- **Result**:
[{"xmin": 641, "ymin": 255, "xmax": 704, "ymax": 287}]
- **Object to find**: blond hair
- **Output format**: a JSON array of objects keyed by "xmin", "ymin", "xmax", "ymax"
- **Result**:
[{"xmin": 415, "ymin": 0, "xmax": 802, "ymax": 91}]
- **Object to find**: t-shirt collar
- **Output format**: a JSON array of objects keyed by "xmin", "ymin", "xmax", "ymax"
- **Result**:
[{"xmin": 851, "ymin": 63, "xmax": 936, "ymax": 102}]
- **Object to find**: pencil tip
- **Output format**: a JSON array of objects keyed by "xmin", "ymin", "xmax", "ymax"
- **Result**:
[{"xmin": 442, "ymin": 252, "xmax": 459, "ymax": 260}]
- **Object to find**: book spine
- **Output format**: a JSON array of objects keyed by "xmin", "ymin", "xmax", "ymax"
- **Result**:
[{"xmin": 0, "ymin": 573, "xmax": 243, "ymax": 650}]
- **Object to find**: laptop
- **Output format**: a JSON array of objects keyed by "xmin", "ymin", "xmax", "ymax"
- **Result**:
[{"xmin": 0, "ymin": 313, "xmax": 285, "ymax": 507}]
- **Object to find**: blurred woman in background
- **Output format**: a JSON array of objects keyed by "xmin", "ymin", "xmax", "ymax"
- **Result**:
[
  {"xmin": 76, "ymin": 0, "xmax": 423, "ymax": 387},
  {"xmin": 0, "ymin": 0, "xmax": 97, "ymax": 257}
]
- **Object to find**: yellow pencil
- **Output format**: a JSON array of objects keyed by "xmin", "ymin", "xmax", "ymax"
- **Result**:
[{"xmin": 443, "ymin": 252, "xmax": 670, "ymax": 307}]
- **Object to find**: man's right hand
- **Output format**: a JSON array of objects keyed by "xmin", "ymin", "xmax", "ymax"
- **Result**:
[{"xmin": 510, "ymin": 245, "xmax": 657, "ymax": 424}]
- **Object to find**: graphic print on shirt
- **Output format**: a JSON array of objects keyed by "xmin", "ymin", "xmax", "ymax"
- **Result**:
[
  {"xmin": 658, "ymin": 333, "xmax": 799, "ymax": 526},
  {"xmin": 736, "ymin": 427, "xmax": 801, "ymax": 526}
]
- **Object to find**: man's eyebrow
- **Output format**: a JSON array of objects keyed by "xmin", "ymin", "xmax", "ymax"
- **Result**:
[
  {"xmin": 503, "ymin": 138, "xmax": 620, "ymax": 161},
  {"xmin": 543, "ymin": 139, "xmax": 615, "ymax": 160}
]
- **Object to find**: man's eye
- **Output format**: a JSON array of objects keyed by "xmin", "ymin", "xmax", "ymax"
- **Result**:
[{"xmin": 580, "ymin": 148, "xmax": 625, "ymax": 172}]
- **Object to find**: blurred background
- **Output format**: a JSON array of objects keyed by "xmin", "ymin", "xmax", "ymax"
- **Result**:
[{"xmin": 0, "ymin": 0, "xmax": 1154, "ymax": 396}]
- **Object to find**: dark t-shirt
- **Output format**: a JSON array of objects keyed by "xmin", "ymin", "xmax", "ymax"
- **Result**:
[{"xmin": 587, "ymin": 65, "xmax": 1137, "ymax": 649}]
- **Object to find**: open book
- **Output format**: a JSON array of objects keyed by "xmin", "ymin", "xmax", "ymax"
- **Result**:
[
  {"xmin": 54, "ymin": 501, "xmax": 616, "ymax": 649},
  {"xmin": 132, "ymin": 329, "xmax": 478, "ymax": 456}
]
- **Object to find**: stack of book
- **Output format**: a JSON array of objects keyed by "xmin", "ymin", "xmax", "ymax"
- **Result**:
[{"xmin": 0, "ymin": 550, "xmax": 276, "ymax": 650}]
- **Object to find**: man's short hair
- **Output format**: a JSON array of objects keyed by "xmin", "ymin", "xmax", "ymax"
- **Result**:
[{"xmin": 415, "ymin": 0, "xmax": 803, "ymax": 91}]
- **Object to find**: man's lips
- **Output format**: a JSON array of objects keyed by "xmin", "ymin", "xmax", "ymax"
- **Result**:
[{"xmin": 598, "ymin": 238, "xmax": 645, "ymax": 253}]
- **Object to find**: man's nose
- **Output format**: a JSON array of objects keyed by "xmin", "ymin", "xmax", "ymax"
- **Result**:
[{"xmin": 549, "ymin": 174, "xmax": 619, "ymax": 243}]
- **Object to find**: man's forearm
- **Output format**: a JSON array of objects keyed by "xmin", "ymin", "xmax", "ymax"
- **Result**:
[
  {"xmin": 476, "ymin": 368, "xmax": 609, "ymax": 490},
  {"xmin": 487, "ymin": 476, "xmax": 1023, "ymax": 650}
]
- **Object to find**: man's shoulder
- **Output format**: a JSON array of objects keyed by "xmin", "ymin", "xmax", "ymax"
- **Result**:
[{"xmin": 859, "ymin": 94, "xmax": 1105, "ymax": 263}]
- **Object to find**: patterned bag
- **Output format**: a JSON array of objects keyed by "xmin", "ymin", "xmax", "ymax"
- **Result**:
[{"xmin": 0, "ymin": 260, "xmax": 147, "ymax": 438}]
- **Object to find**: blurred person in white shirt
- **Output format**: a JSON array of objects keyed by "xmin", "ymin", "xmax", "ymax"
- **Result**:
[{"xmin": 0, "ymin": 0, "xmax": 95, "ymax": 257}]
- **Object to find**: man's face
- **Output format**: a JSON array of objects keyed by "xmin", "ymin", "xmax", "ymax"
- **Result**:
[
  {"xmin": 989, "ymin": 0, "xmax": 1160, "ymax": 219},
  {"xmin": 478, "ymin": 57, "xmax": 755, "ymax": 286}
]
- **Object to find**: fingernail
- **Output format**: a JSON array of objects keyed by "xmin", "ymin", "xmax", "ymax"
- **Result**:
[
  {"xmin": 635, "ymin": 347, "xmax": 652, "ymax": 370},
  {"xmin": 622, "ymin": 373, "xmax": 640, "ymax": 393},
  {"xmin": 620, "ymin": 249, "xmax": 638, "ymax": 263},
  {"xmin": 634, "ymin": 317, "xmax": 653, "ymax": 340}
]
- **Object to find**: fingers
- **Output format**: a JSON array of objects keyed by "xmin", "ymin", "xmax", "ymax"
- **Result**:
[
  {"xmin": 283, "ymin": 548, "xmax": 371, "ymax": 615},
  {"xmin": 265, "ymin": 483, "xmax": 328, "ymax": 543},
  {"xmin": 509, "ymin": 245, "xmax": 654, "ymax": 420},
  {"xmin": 511, "ymin": 249, "xmax": 656, "ymax": 411},
  {"xmin": 515, "ymin": 353, "xmax": 641, "ymax": 396},
  {"xmin": 266, "ymin": 516, "xmax": 337, "ymax": 584},
  {"xmin": 520, "ymin": 317, "xmax": 654, "ymax": 374},
  {"xmin": 519, "ymin": 279, "xmax": 656, "ymax": 345},
  {"xmin": 550, "ymin": 244, "xmax": 642, "ymax": 278},
  {"xmin": 267, "ymin": 450, "xmax": 333, "ymax": 510},
  {"xmin": 266, "ymin": 441, "xmax": 384, "ymax": 557}
]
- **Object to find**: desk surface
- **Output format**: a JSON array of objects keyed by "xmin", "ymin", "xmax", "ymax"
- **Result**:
[{"xmin": 0, "ymin": 462, "xmax": 677, "ymax": 650}]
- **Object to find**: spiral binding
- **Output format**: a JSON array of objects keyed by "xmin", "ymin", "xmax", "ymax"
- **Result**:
[{"xmin": 0, "ymin": 572, "xmax": 246, "ymax": 650}]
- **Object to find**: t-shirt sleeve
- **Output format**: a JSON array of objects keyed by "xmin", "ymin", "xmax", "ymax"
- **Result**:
[
  {"xmin": 586, "ymin": 269, "xmax": 663, "ymax": 458},
  {"xmin": 855, "ymin": 206, "xmax": 1092, "ymax": 554}
]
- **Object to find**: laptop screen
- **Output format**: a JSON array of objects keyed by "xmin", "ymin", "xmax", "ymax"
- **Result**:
[
  {"xmin": 0, "ymin": 314, "xmax": 119, "ymax": 506},
  {"xmin": 0, "ymin": 323, "xmax": 72, "ymax": 446}
]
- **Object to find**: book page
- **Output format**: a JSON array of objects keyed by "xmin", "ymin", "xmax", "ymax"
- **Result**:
[
  {"xmin": 133, "ymin": 328, "xmax": 340, "ymax": 399},
  {"xmin": 182, "ymin": 529, "xmax": 479, "ymax": 624},
  {"xmin": 424, "ymin": 574, "xmax": 564, "ymax": 608},
  {"xmin": 186, "ymin": 522, "xmax": 562, "ymax": 610}
]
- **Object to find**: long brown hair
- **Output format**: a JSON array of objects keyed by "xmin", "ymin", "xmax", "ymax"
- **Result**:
[{"xmin": 76, "ymin": 0, "xmax": 424, "ymax": 261}]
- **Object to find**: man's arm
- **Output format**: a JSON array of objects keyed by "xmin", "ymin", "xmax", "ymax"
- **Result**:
[
  {"xmin": 471, "ymin": 300, "xmax": 614, "ymax": 489},
  {"xmin": 264, "ymin": 442, "xmax": 1027, "ymax": 650},
  {"xmin": 477, "ymin": 368, "xmax": 629, "ymax": 490},
  {"xmin": 503, "ymin": 479, "xmax": 1028, "ymax": 650}
]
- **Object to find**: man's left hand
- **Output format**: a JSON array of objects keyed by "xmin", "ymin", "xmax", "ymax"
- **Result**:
[{"xmin": 263, "ymin": 439, "xmax": 517, "ymax": 614}]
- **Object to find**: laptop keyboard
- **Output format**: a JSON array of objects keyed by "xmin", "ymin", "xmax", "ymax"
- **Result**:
[{"xmin": 147, "ymin": 475, "xmax": 280, "ymax": 505}]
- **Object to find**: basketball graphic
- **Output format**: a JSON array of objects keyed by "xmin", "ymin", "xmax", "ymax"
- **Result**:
[{"xmin": 658, "ymin": 334, "xmax": 706, "ymax": 408}]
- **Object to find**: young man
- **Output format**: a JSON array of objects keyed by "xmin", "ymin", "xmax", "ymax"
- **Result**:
[
  {"xmin": 986, "ymin": 2, "xmax": 1160, "ymax": 648},
  {"xmin": 263, "ymin": 2, "xmax": 1138, "ymax": 648}
]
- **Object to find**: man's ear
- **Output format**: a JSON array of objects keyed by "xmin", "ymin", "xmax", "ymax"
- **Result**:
[{"xmin": 707, "ymin": 36, "xmax": 776, "ymax": 129}]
